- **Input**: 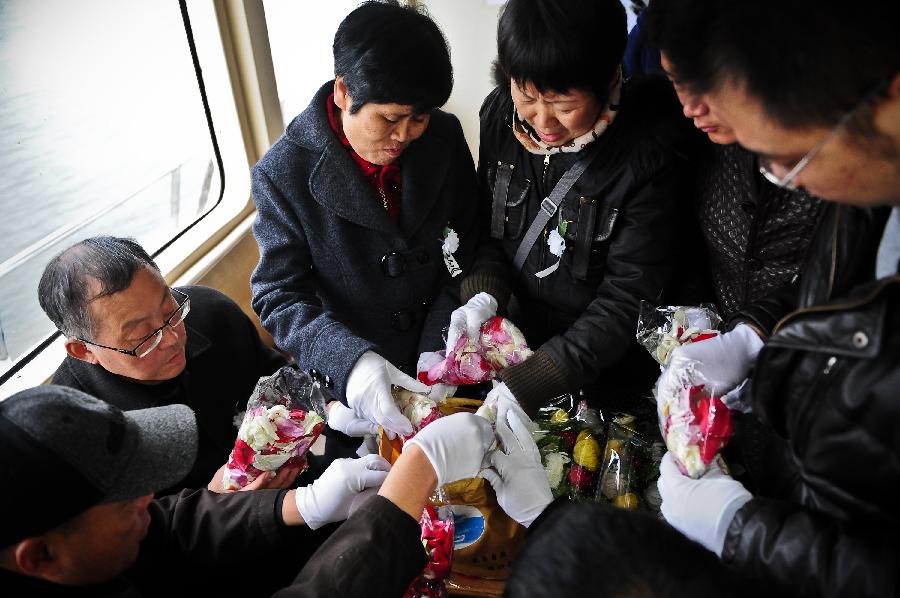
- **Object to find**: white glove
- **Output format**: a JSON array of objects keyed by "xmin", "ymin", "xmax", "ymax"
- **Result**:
[
  {"xmin": 656, "ymin": 323, "xmax": 764, "ymax": 420},
  {"xmin": 477, "ymin": 382, "xmax": 522, "ymax": 426},
  {"xmin": 295, "ymin": 454, "xmax": 391, "ymax": 529},
  {"xmin": 657, "ymin": 452, "xmax": 752, "ymax": 556},
  {"xmin": 480, "ymin": 404, "xmax": 552, "ymax": 527},
  {"xmin": 484, "ymin": 381, "xmax": 519, "ymax": 409},
  {"xmin": 446, "ymin": 292, "xmax": 498, "ymax": 350},
  {"xmin": 327, "ymin": 401, "xmax": 379, "ymax": 437},
  {"xmin": 347, "ymin": 351, "xmax": 431, "ymax": 439},
  {"xmin": 404, "ymin": 412, "xmax": 494, "ymax": 486}
]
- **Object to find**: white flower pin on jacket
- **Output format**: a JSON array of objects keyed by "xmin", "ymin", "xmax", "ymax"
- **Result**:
[{"xmin": 441, "ymin": 225, "xmax": 462, "ymax": 277}]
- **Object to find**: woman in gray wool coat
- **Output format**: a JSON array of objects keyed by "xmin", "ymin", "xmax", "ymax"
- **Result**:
[{"xmin": 250, "ymin": 2, "xmax": 478, "ymax": 440}]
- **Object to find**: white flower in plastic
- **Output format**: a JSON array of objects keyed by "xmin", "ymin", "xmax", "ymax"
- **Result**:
[
  {"xmin": 241, "ymin": 405, "xmax": 286, "ymax": 451},
  {"xmin": 544, "ymin": 451, "xmax": 571, "ymax": 489},
  {"xmin": 547, "ymin": 229, "xmax": 566, "ymax": 257},
  {"xmin": 442, "ymin": 229, "xmax": 459, "ymax": 254}
]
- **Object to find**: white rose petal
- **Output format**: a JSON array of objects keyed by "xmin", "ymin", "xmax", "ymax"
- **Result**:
[
  {"xmin": 253, "ymin": 451, "xmax": 294, "ymax": 472},
  {"xmin": 240, "ymin": 406, "xmax": 284, "ymax": 451},
  {"xmin": 544, "ymin": 451, "xmax": 571, "ymax": 489}
]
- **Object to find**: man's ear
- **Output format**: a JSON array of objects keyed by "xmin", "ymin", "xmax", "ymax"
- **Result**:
[
  {"xmin": 13, "ymin": 537, "xmax": 56, "ymax": 579},
  {"xmin": 64, "ymin": 338, "xmax": 98, "ymax": 364},
  {"xmin": 874, "ymin": 72, "xmax": 900, "ymax": 139},
  {"xmin": 333, "ymin": 76, "xmax": 350, "ymax": 112},
  {"xmin": 888, "ymin": 72, "xmax": 900, "ymax": 98}
]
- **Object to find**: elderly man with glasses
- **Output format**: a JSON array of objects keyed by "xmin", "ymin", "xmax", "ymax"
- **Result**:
[{"xmin": 37, "ymin": 236, "xmax": 292, "ymax": 494}]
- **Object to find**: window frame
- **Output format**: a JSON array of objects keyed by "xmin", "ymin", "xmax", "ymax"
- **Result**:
[{"xmin": 0, "ymin": 0, "xmax": 283, "ymax": 397}]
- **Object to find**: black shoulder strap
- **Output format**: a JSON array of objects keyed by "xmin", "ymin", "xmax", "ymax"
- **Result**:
[{"xmin": 512, "ymin": 148, "xmax": 603, "ymax": 273}]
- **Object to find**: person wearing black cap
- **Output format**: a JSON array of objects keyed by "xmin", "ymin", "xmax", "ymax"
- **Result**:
[{"xmin": 0, "ymin": 385, "xmax": 494, "ymax": 597}]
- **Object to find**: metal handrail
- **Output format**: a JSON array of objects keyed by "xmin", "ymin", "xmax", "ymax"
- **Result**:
[{"xmin": 0, "ymin": 162, "xmax": 196, "ymax": 280}]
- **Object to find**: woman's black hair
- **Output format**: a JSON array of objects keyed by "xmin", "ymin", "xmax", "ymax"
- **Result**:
[
  {"xmin": 644, "ymin": 0, "xmax": 717, "ymax": 93},
  {"xmin": 333, "ymin": 1, "xmax": 452, "ymax": 114},
  {"xmin": 647, "ymin": 0, "xmax": 899, "ymax": 134},
  {"xmin": 493, "ymin": 0, "xmax": 627, "ymax": 105}
]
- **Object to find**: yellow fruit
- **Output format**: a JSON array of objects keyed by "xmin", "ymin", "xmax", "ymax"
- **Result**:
[
  {"xmin": 572, "ymin": 435, "xmax": 600, "ymax": 471},
  {"xmin": 613, "ymin": 493, "xmax": 640, "ymax": 510},
  {"xmin": 549, "ymin": 409, "xmax": 569, "ymax": 423},
  {"xmin": 575, "ymin": 429, "xmax": 592, "ymax": 444},
  {"xmin": 603, "ymin": 439, "xmax": 624, "ymax": 463}
]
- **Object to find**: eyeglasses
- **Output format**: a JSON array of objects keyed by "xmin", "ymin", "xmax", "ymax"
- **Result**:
[
  {"xmin": 76, "ymin": 288, "xmax": 191, "ymax": 359},
  {"xmin": 758, "ymin": 81, "xmax": 886, "ymax": 190}
]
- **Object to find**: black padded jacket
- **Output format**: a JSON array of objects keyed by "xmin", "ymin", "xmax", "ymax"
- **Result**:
[{"xmin": 462, "ymin": 75, "xmax": 696, "ymax": 413}]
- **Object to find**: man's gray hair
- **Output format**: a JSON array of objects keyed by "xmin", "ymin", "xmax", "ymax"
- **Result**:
[{"xmin": 38, "ymin": 236, "xmax": 160, "ymax": 339}]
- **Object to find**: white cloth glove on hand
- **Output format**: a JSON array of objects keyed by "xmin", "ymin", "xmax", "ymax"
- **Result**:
[
  {"xmin": 656, "ymin": 323, "xmax": 764, "ymax": 421},
  {"xmin": 478, "ymin": 382, "xmax": 520, "ymax": 424},
  {"xmin": 657, "ymin": 452, "xmax": 752, "ymax": 556},
  {"xmin": 481, "ymin": 404, "xmax": 552, "ymax": 528},
  {"xmin": 404, "ymin": 412, "xmax": 494, "ymax": 487},
  {"xmin": 446, "ymin": 292, "xmax": 498, "ymax": 350},
  {"xmin": 327, "ymin": 401, "xmax": 379, "ymax": 437},
  {"xmin": 295, "ymin": 454, "xmax": 391, "ymax": 529},
  {"xmin": 347, "ymin": 351, "xmax": 431, "ymax": 439}
]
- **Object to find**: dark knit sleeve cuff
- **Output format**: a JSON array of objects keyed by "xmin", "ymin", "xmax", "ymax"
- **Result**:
[
  {"xmin": 460, "ymin": 269, "xmax": 512, "ymax": 313},
  {"xmin": 498, "ymin": 349, "xmax": 570, "ymax": 416}
]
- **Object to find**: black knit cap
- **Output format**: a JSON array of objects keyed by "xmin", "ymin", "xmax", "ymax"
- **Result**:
[{"xmin": 0, "ymin": 385, "xmax": 198, "ymax": 547}]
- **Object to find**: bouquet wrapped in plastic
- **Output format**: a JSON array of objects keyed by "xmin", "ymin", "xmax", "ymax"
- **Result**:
[
  {"xmin": 222, "ymin": 365, "xmax": 327, "ymax": 490},
  {"xmin": 660, "ymin": 381, "xmax": 733, "ymax": 479},
  {"xmin": 531, "ymin": 396, "xmax": 607, "ymax": 501},
  {"xmin": 532, "ymin": 397, "xmax": 661, "ymax": 511},
  {"xmin": 418, "ymin": 316, "xmax": 533, "ymax": 386},
  {"xmin": 636, "ymin": 302, "xmax": 722, "ymax": 365},
  {"xmin": 597, "ymin": 415, "xmax": 654, "ymax": 510}
]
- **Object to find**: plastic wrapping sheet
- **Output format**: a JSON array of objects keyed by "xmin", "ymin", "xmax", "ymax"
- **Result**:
[
  {"xmin": 636, "ymin": 302, "xmax": 722, "ymax": 365},
  {"xmin": 222, "ymin": 365, "xmax": 327, "ymax": 490},
  {"xmin": 659, "ymin": 381, "xmax": 733, "ymax": 479}
]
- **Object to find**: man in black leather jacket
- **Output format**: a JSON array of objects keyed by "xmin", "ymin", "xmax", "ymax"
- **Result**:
[{"xmin": 650, "ymin": 1, "xmax": 900, "ymax": 596}]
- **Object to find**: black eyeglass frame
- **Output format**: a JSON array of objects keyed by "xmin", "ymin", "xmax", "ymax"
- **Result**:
[{"xmin": 75, "ymin": 288, "xmax": 191, "ymax": 359}]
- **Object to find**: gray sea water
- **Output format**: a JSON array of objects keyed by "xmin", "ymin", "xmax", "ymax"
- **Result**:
[{"xmin": 0, "ymin": 0, "xmax": 218, "ymax": 372}]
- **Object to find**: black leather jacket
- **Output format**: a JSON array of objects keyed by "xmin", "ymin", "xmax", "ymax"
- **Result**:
[
  {"xmin": 722, "ymin": 204, "xmax": 899, "ymax": 597},
  {"xmin": 462, "ymin": 75, "xmax": 695, "ymax": 412}
]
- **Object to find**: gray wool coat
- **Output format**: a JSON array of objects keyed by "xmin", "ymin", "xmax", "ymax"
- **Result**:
[{"xmin": 251, "ymin": 81, "xmax": 479, "ymax": 403}]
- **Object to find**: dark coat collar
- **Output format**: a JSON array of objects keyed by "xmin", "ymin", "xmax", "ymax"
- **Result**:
[{"xmin": 285, "ymin": 81, "xmax": 452, "ymax": 242}]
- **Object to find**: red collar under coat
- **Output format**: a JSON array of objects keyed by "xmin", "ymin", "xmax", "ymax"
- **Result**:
[{"xmin": 326, "ymin": 93, "xmax": 401, "ymax": 223}]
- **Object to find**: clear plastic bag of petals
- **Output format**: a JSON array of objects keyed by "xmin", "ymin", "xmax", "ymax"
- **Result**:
[
  {"xmin": 636, "ymin": 302, "xmax": 722, "ymax": 366},
  {"xmin": 657, "ymin": 363, "xmax": 733, "ymax": 479},
  {"xmin": 404, "ymin": 491, "xmax": 454, "ymax": 598},
  {"xmin": 222, "ymin": 365, "xmax": 328, "ymax": 490},
  {"xmin": 418, "ymin": 316, "xmax": 533, "ymax": 386}
]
